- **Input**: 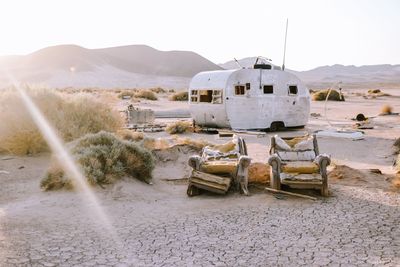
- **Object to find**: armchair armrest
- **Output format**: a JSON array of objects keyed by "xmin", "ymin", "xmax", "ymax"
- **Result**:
[
  {"xmin": 268, "ymin": 154, "xmax": 282, "ymax": 170},
  {"xmin": 268, "ymin": 154, "xmax": 282, "ymax": 190},
  {"xmin": 314, "ymin": 154, "xmax": 331, "ymax": 174},
  {"xmin": 188, "ymin": 155, "xmax": 202, "ymax": 171},
  {"xmin": 314, "ymin": 154, "xmax": 330, "ymax": 196}
]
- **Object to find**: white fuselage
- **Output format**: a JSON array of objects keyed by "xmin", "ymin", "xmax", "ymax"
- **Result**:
[{"xmin": 188, "ymin": 68, "xmax": 310, "ymax": 130}]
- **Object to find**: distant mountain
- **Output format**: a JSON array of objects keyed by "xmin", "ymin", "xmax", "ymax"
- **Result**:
[
  {"xmin": 220, "ymin": 57, "xmax": 400, "ymax": 88},
  {"xmin": 0, "ymin": 44, "xmax": 222, "ymax": 89}
]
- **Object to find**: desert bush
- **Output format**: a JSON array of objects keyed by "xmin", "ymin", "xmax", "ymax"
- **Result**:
[
  {"xmin": 117, "ymin": 129, "xmax": 144, "ymax": 142},
  {"xmin": 380, "ymin": 105, "xmax": 393, "ymax": 115},
  {"xmin": 367, "ymin": 89, "xmax": 390, "ymax": 97},
  {"xmin": 165, "ymin": 121, "xmax": 192, "ymax": 134},
  {"xmin": 81, "ymin": 88, "xmax": 95, "ymax": 93},
  {"xmin": 169, "ymin": 91, "xmax": 188, "ymax": 101},
  {"xmin": 312, "ymin": 89, "xmax": 345, "ymax": 101},
  {"xmin": 134, "ymin": 89, "xmax": 158, "ymax": 100},
  {"xmin": 41, "ymin": 131, "xmax": 154, "ymax": 190},
  {"xmin": 368, "ymin": 89, "xmax": 381, "ymax": 94},
  {"xmin": 150, "ymin": 87, "xmax": 166, "ymax": 94},
  {"xmin": 41, "ymin": 165, "xmax": 74, "ymax": 191},
  {"xmin": 394, "ymin": 138, "xmax": 400, "ymax": 154},
  {"xmin": 0, "ymin": 89, "xmax": 123, "ymax": 155},
  {"xmin": 396, "ymin": 154, "xmax": 400, "ymax": 172}
]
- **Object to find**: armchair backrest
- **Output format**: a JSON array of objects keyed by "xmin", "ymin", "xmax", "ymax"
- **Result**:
[
  {"xmin": 201, "ymin": 135, "xmax": 246, "ymax": 161},
  {"xmin": 270, "ymin": 134, "xmax": 319, "ymax": 162}
]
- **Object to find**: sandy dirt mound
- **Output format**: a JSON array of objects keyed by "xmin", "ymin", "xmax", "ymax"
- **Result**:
[
  {"xmin": 152, "ymin": 144, "xmax": 201, "ymax": 180},
  {"xmin": 248, "ymin": 162, "xmax": 270, "ymax": 184},
  {"xmin": 329, "ymin": 164, "xmax": 394, "ymax": 191}
]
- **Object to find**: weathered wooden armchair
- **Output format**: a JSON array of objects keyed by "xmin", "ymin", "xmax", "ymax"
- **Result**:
[
  {"xmin": 187, "ymin": 136, "xmax": 251, "ymax": 196},
  {"xmin": 268, "ymin": 134, "xmax": 331, "ymax": 196}
]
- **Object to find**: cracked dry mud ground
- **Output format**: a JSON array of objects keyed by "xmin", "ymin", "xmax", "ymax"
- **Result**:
[{"xmin": 1, "ymin": 173, "xmax": 399, "ymax": 267}]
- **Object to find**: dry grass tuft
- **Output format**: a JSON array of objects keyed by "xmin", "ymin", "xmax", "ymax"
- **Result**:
[
  {"xmin": 0, "ymin": 89, "xmax": 122, "ymax": 155},
  {"xmin": 380, "ymin": 105, "xmax": 393, "ymax": 115},
  {"xmin": 368, "ymin": 89, "xmax": 381, "ymax": 94},
  {"xmin": 165, "ymin": 121, "xmax": 192, "ymax": 134},
  {"xmin": 367, "ymin": 89, "xmax": 390, "ymax": 97},
  {"xmin": 394, "ymin": 138, "xmax": 400, "ymax": 154},
  {"xmin": 41, "ymin": 131, "xmax": 154, "ymax": 190},
  {"xmin": 169, "ymin": 91, "xmax": 188, "ymax": 101},
  {"xmin": 150, "ymin": 87, "xmax": 166, "ymax": 94},
  {"xmin": 117, "ymin": 130, "xmax": 144, "ymax": 142},
  {"xmin": 174, "ymin": 136, "xmax": 211, "ymax": 150},
  {"xmin": 312, "ymin": 89, "xmax": 345, "ymax": 101},
  {"xmin": 40, "ymin": 165, "xmax": 74, "ymax": 191},
  {"xmin": 134, "ymin": 89, "xmax": 158, "ymax": 100}
]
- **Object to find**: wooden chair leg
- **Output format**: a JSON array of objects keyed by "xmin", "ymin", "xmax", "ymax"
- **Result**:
[
  {"xmin": 187, "ymin": 184, "xmax": 200, "ymax": 197},
  {"xmin": 321, "ymin": 183, "xmax": 329, "ymax": 197}
]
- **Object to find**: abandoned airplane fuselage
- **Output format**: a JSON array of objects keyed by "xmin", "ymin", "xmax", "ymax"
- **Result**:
[{"xmin": 188, "ymin": 65, "xmax": 310, "ymax": 130}]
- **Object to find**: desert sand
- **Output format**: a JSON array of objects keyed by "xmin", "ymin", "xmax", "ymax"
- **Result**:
[{"xmin": 0, "ymin": 88, "xmax": 399, "ymax": 266}]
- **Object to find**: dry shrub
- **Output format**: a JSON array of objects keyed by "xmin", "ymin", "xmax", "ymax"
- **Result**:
[
  {"xmin": 134, "ymin": 89, "xmax": 158, "ymax": 100},
  {"xmin": 150, "ymin": 87, "xmax": 166, "ymax": 94},
  {"xmin": 169, "ymin": 91, "xmax": 188, "ymax": 101},
  {"xmin": 312, "ymin": 89, "xmax": 344, "ymax": 101},
  {"xmin": 168, "ymin": 89, "xmax": 176, "ymax": 93},
  {"xmin": 394, "ymin": 138, "xmax": 400, "ymax": 154},
  {"xmin": 165, "ymin": 121, "xmax": 192, "ymax": 134},
  {"xmin": 368, "ymin": 89, "xmax": 381, "ymax": 94},
  {"xmin": 41, "ymin": 165, "xmax": 74, "ymax": 191},
  {"xmin": 117, "ymin": 130, "xmax": 144, "ymax": 142},
  {"xmin": 395, "ymin": 153, "xmax": 400, "ymax": 173},
  {"xmin": 380, "ymin": 105, "xmax": 393, "ymax": 115},
  {"xmin": 0, "ymin": 89, "xmax": 122, "ymax": 155},
  {"xmin": 367, "ymin": 89, "xmax": 390, "ymax": 97},
  {"xmin": 40, "ymin": 131, "xmax": 154, "ymax": 190}
]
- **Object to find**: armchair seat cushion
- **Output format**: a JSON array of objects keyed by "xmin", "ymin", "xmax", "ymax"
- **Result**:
[
  {"xmin": 281, "ymin": 173, "xmax": 322, "ymax": 184},
  {"xmin": 200, "ymin": 160, "xmax": 237, "ymax": 175},
  {"xmin": 282, "ymin": 161, "xmax": 319, "ymax": 174}
]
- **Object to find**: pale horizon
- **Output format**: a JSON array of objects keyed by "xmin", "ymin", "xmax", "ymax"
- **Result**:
[{"xmin": 0, "ymin": 0, "xmax": 399, "ymax": 71}]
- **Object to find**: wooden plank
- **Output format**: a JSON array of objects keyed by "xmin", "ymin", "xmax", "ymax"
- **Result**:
[
  {"xmin": 191, "ymin": 170, "xmax": 231, "ymax": 186},
  {"xmin": 190, "ymin": 178, "xmax": 230, "ymax": 192},
  {"xmin": 264, "ymin": 187, "xmax": 317, "ymax": 200}
]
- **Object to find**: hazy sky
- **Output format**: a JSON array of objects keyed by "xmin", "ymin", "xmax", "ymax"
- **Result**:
[{"xmin": 0, "ymin": 0, "xmax": 399, "ymax": 70}]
